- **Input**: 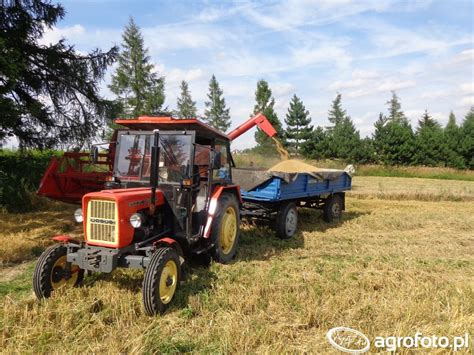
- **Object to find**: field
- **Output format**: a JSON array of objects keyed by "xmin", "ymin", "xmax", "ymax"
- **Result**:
[{"xmin": 1, "ymin": 175, "xmax": 473, "ymax": 353}]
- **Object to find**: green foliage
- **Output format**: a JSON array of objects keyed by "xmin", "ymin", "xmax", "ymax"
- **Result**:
[
  {"xmin": 328, "ymin": 92, "xmax": 347, "ymax": 125},
  {"xmin": 386, "ymin": 91, "xmax": 408, "ymax": 123},
  {"xmin": 204, "ymin": 75, "xmax": 231, "ymax": 132},
  {"xmin": 284, "ymin": 95, "xmax": 313, "ymax": 153},
  {"xmin": 252, "ymin": 79, "xmax": 284, "ymax": 153},
  {"xmin": 0, "ymin": 0, "xmax": 118, "ymax": 149},
  {"xmin": 109, "ymin": 17, "xmax": 165, "ymax": 118},
  {"xmin": 301, "ymin": 126, "xmax": 328, "ymax": 159},
  {"xmin": 443, "ymin": 112, "xmax": 465, "ymax": 169},
  {"xmin": 176, "ymin": 80, "xmax": 197, "ymax": 119},
  {"xmin": 460, "ymin": 107, "xmax": 474, "ymax": 169},
  {"xmin": 413, "ymin": 110, "xmax": 445, "ymax": 166},
  {"xmin": 0, "ymin": 149, "xmax": 60, "ymax": 212},
  {"xmin": 0, "ymin": 262, "xmax": 35, "ymax": 297}
]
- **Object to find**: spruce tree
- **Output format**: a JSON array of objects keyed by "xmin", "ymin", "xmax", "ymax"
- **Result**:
[
  {"xmin": 109, "ymin": 17, "xmax": 165, "ymax": 118},
  {"xmin": 0, "ymin": 0, "xmax": 118, "ymax": 149},
  {"xmin": 386, "ymin": 91, "xmax": 408, "ymax": 123},
  {"xmin": 460, "ymin": 107, "xmax": 474, "ymax": 169},
  {"xmin": 328, "ymin": 93, "xmax": 346, "ymax": 125},
  {"xmin": 284, "ymin": 95, "xmax": 313, "ymax": 154},
  {"xmin": 252, "ymin": 79, "xmax": 284, "ymax": 152},
  {"xmin": 204, "ymin": 75, "xmax": 231, "ymax": 132},
  {"xmin": 373, "ymin": 94, "xmax": 415, "ymax": 165},
  {"xmin": 444, "ymin": 112, "xmax": 465, "ymax": 168},
  {"xmin": 326, "ymin": 93, "xmax": 361, "ymax": 160},
  {"xmin": 176, "ymin": 80, "xmax": 197, "ymax": 119},
  {"xmin": 413, "ymin": 110, "xmax": 445, "ymax": 166},
  {"xmin": 301, "ymin": 126, "xmax": 329, "ymax": 159}
]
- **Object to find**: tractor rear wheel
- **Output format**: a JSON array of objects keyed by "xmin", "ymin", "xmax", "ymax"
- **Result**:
[
  {"xmin": 33, "ymin": 244, "xmax": 84, "ymax": 299},
  {"xmin": 210, "ymin": 193, "xmax": 240, "ymax": 264},
  {"xmin": 275, "ymin": 202, "xmax": 298, "ymax": 239},
  {"xmin": 142, "ymin": 247, "xmax": 181, "ymax": 316},
  {"xmin": 323, "ymin": 194, "xmax": 343, "ymax": 222}
]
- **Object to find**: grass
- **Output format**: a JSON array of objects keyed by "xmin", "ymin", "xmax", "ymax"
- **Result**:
[
  {"xmin": 234, "ymin": 153, "xmax": 474, "ymax": 181},
  {"xmin": 1, "ymin": 177, "xmax": 473, "ymax": 353}
]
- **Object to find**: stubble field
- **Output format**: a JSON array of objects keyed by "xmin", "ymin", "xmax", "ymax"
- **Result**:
[{"xmin": 0, "ymin": 175, "xmax": 473, "ymax": 353}]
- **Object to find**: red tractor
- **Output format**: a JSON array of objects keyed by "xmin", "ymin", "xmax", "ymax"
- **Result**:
[{"xmin": 33, "ymin": 114, "xmax": 277, "ymax": 315}]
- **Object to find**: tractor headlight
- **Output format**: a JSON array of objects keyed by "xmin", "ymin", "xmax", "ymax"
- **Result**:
[
  {"xmin": 74, "ymin": 208, "xmax": 83, "ymax": 223},
  {"xmin": 130, "ymin": 213, "xmax": 144, "ymax": 228}
]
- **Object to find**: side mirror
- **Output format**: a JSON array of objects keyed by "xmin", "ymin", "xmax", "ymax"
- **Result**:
[
  {"xmin": 210, "ymin": 151, "xmax": 222, "ymax": 170},
  {"xmin": 90, "ymin": 145, "xmax": 99, "ymax": 164}
]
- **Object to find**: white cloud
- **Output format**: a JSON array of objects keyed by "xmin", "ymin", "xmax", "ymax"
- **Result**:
[
  {"xmin": 459, "ymin": 96, "xmax": 474, "ymax": 106},
  {"xmin": 39, "ymin": 24, "xmax": 86, "ymax": 45},
  {"xmin": 460, "ymin": 82, "xmax": 474, "ymax": 95},
  {"xmin": 166, "ymin": 68, "xmax": 204, "ymax": 85}
]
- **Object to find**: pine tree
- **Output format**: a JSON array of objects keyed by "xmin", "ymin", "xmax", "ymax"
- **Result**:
[
  {"xmin": 284, "ymin": 95, "xmax": 313, "ymax": 154},
  {"xmin": 444, "ymin": 111, "xmax": 465, "ymax": 168},
  {"xmin": 109, "ymin": 17, "xmax": 165, "ymax": 118},
  {"xmin": 328, "ymin": 92, "xmax": 346, "ymax": 125},
  {"xmin": 0, "ymin": 0, "xmax": 118, "ymax": 149},
  {"xmin": 373, "ymin": 95, "xmax": 415, "ymax": 165},
  {"xmin": 413, "ymin": 110, "xmax": 445, "ymax": 166},
  {"xmin": 460, "ymin": 107, "xmax": 474, "ymax": 169},
  {"xmin": 301, "ymin": 126, "xmax": 328, "ymax": 159},
  {"xmin": 386, "ymin": 91, "xmax": 408, "ymax": 123},
  {"xmin": 252, "ymin": 79, "xmax": 284, "ymax": 151},
  {"xmin": 176, "ymin": 80, "xmax": 197, "ymax": 119},
  {"xmin": 325, "ymin": 93, "xmax": 361, "ymax": 160},
  {"xmin": 204, "ymin": 75, "xmax": 231, "ymax": 132}
]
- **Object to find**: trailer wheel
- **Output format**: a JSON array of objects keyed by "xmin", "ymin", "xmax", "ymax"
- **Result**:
[
  {"xmin": 143, "ymin": 247, "xmax": 181, "ymax": 316},
  {"xmin": 210, "ymin": 193, "xmax": 240, "ymax": 264},
  {"xmin": 323, "ymin": 194, "xmax": 343, "ymax": 222},
  {"xmin": 275, "ymin": 202, "xmax": 298, "ymax": 239},
  {"xmin": 33, "ymin": 244, "xmax": 84, "ymax": 299}
]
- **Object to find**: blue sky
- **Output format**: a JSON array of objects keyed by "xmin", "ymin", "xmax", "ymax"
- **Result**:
[{"xmin": 37, "ymin": 0, "xmax": 473, "ymax": 149}]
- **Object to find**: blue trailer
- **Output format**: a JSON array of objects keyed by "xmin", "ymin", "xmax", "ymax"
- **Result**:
[{"xmin": 233, "ymin": 168, "xmax": 353, "ymax": 239}]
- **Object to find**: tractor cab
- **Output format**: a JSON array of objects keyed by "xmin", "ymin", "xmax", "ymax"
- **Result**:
[{"xmin": 108, "ymin": 117, "xmax": 235, "ymax": 240}]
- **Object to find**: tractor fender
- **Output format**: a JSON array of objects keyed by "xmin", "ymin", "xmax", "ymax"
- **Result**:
[
  {"xmin": 203, "ymin": 185, "xmax": 241, "ymax": 239},
  {"xmin": 153, "ymin": 237, "xmax": 184, "ymax": 258},
  {"xmin": 51, "ymin": 235, "xmax": 82, "ymax": 246}
]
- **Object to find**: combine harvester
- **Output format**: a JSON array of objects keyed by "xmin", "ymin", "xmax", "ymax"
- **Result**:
[{"xmin": 34, "ymin": 113, "xmax": 352, "ymax": 314}]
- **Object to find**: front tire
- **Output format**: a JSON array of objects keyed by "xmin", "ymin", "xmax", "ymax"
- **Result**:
[
  {"xmin": 210, "ymin": 193, "xmax": 240, "ymax": 264},
  {"xmin": 142, "ymin": 247, "xmax": 181, "ymax": 316},
  {"xmin": 275, "ymin": 202, "xmax": 298, "ymax": 239},
  {"xmin": 33, "ymin": 244, "xmax": 84, "ymax": 299}
]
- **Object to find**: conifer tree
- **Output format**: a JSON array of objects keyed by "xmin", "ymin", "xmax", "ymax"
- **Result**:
[
  {"xmin": 460, "ymin": 107, "xmax": 474, "ymax": 169},
  {"xmin": 328, "ymin": 92, "xmax": 346, "ymax": 125},
  {"xmin": 252, "ymin": 79, "xmax": 284, "ymax": 151},
  {"xmin": 444, "ymin": 111, "xmax": 465, "ymax": 168},
  {"xmin": 109, "ymin": 17, "xmax": 165, "ymax": 118},
  {"xmin": 386, "ymin": 91, "xmax": 408, "ymax": 123},
  {"xmin": 284, "ymin": 95, "xmax": 313, "ymax": 153},
  {"xmin": 0, "ymin": 0, "xmax": 118, "ymax": 149},
  {"xmin": 326, "ymin": 93, "xmax": 360, "ymax": 160},
  {"xmin": 413, "ymin": 110, "xmax": 445, "ymax": 166},
  {"xmin": 204, "ymin": 75, "xmax": 231, "ymax": 132},
  {"xmin": 301, "ymin": 126, "xmax": 328, "ymax": 159},
  {"xmin": 176, "ymin": 80, "xmax": 197, "ymax": 118}
]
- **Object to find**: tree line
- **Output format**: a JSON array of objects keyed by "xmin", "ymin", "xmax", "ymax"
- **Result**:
[{"xmin": 1, "ymin": 3, "xmax": 472, "ymax": 169}]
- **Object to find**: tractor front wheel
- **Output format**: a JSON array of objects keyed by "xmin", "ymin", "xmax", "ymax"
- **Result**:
[
  {"xmin": 33, "ymin": 244, "xmax": 84, "ymax": 299},
  {"xmin": 142, "ymin": 247, "xmax": 181, "ymax": 316},
  {"xmin": 210, "ymin": 193, "xmax": 240, "ymax": 264}
]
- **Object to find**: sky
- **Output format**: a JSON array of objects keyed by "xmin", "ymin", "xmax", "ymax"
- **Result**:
[{"xmin": 34, "ymin": 0, "xmax": 474, "ymax": 149}]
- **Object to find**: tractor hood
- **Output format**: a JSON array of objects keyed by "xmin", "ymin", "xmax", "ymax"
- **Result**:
[{"xmin": 81, "ymin": 188, "xmax": 165, "ymax": 248}]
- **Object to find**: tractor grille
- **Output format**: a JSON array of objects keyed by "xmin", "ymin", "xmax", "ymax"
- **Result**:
[{"xmin": 86, "ymin": 200, "xmax": 118, "ymax": 245}]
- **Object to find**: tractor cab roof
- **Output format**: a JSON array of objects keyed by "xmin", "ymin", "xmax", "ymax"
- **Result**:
[{"xmin": 115, "ymin": 116, "xmax": 229, "ymax": 144}]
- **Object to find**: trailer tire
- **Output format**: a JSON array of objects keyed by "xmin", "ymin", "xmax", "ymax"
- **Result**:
[
  {"xmin": 210, "ymin": 193, "xmax": 240, "ymax": 264},
  {"xmin": 323, "ymin": 194, "xmax": 343, "ymax": 222},
  {"xmin": 33, "ymin": 244, "xmax": 84, "ymax": 299},
  {"xmin": 275, "ymin": 202, "xmax": 298, "ymax": 239},
  {"xmin": 142, "ymin": 247, "xmax": 181, "ymax": 316}
]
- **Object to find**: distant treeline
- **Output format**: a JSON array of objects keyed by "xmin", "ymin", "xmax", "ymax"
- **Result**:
[{"xmin": 248, "ymin": 91, "xmax": 473, "ymax": 170}]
